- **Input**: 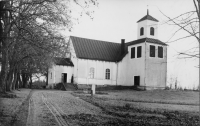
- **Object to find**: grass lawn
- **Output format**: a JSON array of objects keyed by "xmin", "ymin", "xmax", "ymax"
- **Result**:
[
  {"xmin": 72, "ymin": 89, "xmax": 199, "ymax": 125},
  {"xmin": 95, "ymin": 90, "xmax": 199, "ymax": 105},
  {"xmin": 95, "ymin": 90, "xmax": 199, "ymax": 113},
  {"xmin": 0, "ymin": 89, "xmax": 31, "ymax": 126}
]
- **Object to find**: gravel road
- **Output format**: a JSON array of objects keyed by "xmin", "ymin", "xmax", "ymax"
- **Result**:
[{"xmin": 26, "ymin": 90, "xmax": 102, "ymax": 126}]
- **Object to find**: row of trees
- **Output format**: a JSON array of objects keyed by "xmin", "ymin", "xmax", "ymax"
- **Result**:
[{"xmin": 0, "ymin": 0, "xmax": 97, "ymax": 93}]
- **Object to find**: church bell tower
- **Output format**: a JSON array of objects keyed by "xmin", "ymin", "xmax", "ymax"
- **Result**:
[{"xmin": 137, "ymin": 10, "xmax": 159, "ymax": 39}]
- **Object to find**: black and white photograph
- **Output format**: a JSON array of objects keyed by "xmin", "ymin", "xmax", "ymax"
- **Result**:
[{"xmin": 0, "ymin": 0, "xmax": 199, "ymax": 125}]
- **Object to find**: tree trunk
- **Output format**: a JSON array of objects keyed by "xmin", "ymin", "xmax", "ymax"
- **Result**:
[
  {"xmin": 11, "ymin": 69, "xmax": 18, "ymax": 90},
  {"xmin": 46, "ymin": 69, "xmax": 48, "ymax": 86},
  {"xmin": 22, "ymin": 72, "xmax": 29, "ymax": 88},
  {"xmin": 29, "ymin": 74, "xmax": 32, "ymax": 89},
  {"xmin": 6, "ymin": 69, "xmax": 13, "ymax": 91},
  {"xmin": 16, "ymin": 73, "xmax": 22, "ymax": 90},
  {"xmin": 0, "ymin": 5, "xmax": 2, "ymax": 92},
  {"xmin": 0, "ymin": 49, "xmax": 9, "ymax": 93},
  {"xmin": 7, "ymin": 62, "xmax": 16, "ymax": 91},
  {"xmin": 22, "ymin": 73, "xmax": 26, "ymax": 88},
  {"xmin": 198, "ymin": 0, "xmax": 200, "ymax": 121},
  {"xmin": 0, "ymin": 1, "xmax": 11, "ymax": 93}
]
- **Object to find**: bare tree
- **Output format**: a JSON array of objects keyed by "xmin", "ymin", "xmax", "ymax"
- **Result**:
[
  {"xmin": 161, "ymin": 0, "xmax": 199, "ymax": 58},
  {"xmin": 161, "ymin": 1, "xmax": 199, "ymax": 84},
  {"xmin": 160, "ymin": 0, "xmax": 200, "ymax": 118},
  {"xmin": 0, "ymin": 0, "xmax": 98, "ymax": 93}
]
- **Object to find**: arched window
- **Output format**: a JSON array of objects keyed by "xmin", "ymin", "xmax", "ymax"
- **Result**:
[
  {"xmin": 105, "ymin": 69, "xmax": 110, "ymax": 80},
  {"xmin": 150, "ymin": 27, "xmax": 154, "ymax": 36},
  {"xmin": 140, "ymin": 27, "xmax": 144, "ymax": 36},
  {"xmin": 90, "ymin": 67, "xmax": 95, "ymax": 78}
]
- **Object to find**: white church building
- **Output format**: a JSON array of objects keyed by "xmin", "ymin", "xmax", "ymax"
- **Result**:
[{"xmin": 48, "ymin": 11, "xmax": 167, "ymax": 90}]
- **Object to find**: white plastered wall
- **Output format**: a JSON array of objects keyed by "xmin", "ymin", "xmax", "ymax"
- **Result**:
[
  {"xmin": 48, "ymin": 65, "xmax": 74, "ymax": 85},
  {"xmin": 69, "ymin": 38, "xmax": 117, "ymax": 85},
  {"xmin": 117, "ymin": 43, "xmax": 146, "ymax": 86},
  {"xmin": 145, "ymin": 43, "xmax": 167, "ymax": 89},
  {"xmin": 76, "ymin": 59, "xmax": 117, "ymax": 85},
  {"xmin": 69, "ymin": 38, "xmax": 78, "ymax": 84},
  {"xmin": 137, "ymin": 20, "xmax": 158, "ymax": 39}
]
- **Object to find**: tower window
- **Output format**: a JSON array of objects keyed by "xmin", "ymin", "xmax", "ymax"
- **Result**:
[
  {"xmin": 150, "ymin": 27, "xmax": 154, "ymax": 36},
  {"xmin": 131, "ymin": 47, "xmax": 135, "ymax": 59},
  {"xmin": 140, "ymin": 27, "xmax": 144, "ymax": 36},
  {"xmin": 158, "ymin": 46, "xmax": 163, "ymax": 58},
  {"xmin": 150, "ymin": 45, "xmax": 155, "ymax": 57},
  {"xmin": 105, "ymin": 69, "xmax": 110, "ymax": 80},
  {"xmin": 137, "ymin": 46, "xmax": 142, "ymax": 58}
]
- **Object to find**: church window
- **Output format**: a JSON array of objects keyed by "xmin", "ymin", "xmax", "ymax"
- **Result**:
[
  {"xmin": 158, "ymin": 46, "xmax": 163, "ymax": 58},
  {"xmin": 131, "ymin": 47, "xmax": 135, "ymax": 58},
  {"xmin": 140, "ymin": 27, "xmax": 144, "ymax": 36},
  {"xmin": 150, "ymin": 45, "xmax": 155, "ymax": 57},
  {"xmin": 150, "ymin": 27, "xmax": 154, "ymax": 36},
  {"xmin": 137, "ymin": 46, "xmax": 142, "ymax": 58},
  {"xmin": 105, "ymin": 69, "xmax": 110, "ymax": 80},
  {"xmin": 50, "ymin": 72, "xmax": 52, "ymax": 79},
  {"xmin": 90, "ymin": 67, "xmax": 95, "ymax": 78}
]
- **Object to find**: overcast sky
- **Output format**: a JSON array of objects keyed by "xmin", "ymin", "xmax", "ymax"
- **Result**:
[{"xmin": 63, "ymin": 0, "xmax": 199, "ymax": 89}]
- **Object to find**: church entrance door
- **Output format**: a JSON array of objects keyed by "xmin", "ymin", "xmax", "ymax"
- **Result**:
[
  {"xmin": 62, "ymin": 73, "xmax": 67, "ymax": 83},
  {"xmin": 134, "ymin": 76, "xmax": 140, "ymax": 86}
]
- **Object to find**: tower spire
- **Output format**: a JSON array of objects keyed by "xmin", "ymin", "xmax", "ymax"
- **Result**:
[{"xmin": 147, "ymin": 5, "xmax": 149, "ymax": 15}]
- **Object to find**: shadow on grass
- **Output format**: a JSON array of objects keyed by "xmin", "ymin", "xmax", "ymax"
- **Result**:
[
  {"xmin": 71, "ymin": 92, "xmax": 199, "ymax": 126},
  {"xmin": 0, "ymin": 92, "xmax": 17, "ymax": 98}
]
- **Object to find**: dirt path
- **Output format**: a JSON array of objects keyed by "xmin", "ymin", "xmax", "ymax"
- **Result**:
[{"xmin": 25, "ymin": 90, "xmax": 102, "ymax": 126}]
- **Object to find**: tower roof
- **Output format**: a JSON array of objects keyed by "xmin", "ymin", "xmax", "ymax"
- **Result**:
[{"xmin": 137, "ymin": 10, "xmax": 159, "ymax": 23}]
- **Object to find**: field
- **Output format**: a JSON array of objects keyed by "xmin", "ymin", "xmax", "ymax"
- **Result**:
[
  {"xmin": 72, "ymin": 89, "xmax": 199, "ymax": 125},
  {"xmin": 0, "ymin": 89, "xmax": 31, "ymax": 126},
  {"xmin": 93, "ymin": 90, "xmax": 199, "ymax": 111},
  {"xmin": 0, "ymin": 89, "xmax": 199, "ymax": 126}
]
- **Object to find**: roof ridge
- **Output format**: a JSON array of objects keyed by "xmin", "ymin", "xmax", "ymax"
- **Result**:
[
  {"xmin": 127, "ymin": 37, "xmax": 162, "ymax": 42},
  {"xmin": 137, "ymin": 14, "xmax": 159, "ymax": 23},
  {"xmin": 126, "ymin": 37, "xmax": 167, "ymax": 46},
  {"xmin": 70, "ymin": 36, "xmax": 120, "ymax": 45}
]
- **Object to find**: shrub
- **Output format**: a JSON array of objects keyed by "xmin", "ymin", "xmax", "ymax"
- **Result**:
[
  {"xmin": 165, "ymin": 86, "xmax": 170, "ymax": 90},
  {"xmin": 53, "ymin": 83, "xmax": 66, "ymax": 90},
  {"xmin": 96, "ymin": 91, "xmax": 108, "ymax": 95},
  {"xmin": 32, "ymin": 81, "xmax": 46, "ymax": 89},
  {"xmin": 124, "ymin": 103, "xmax": 131, "ymax": 109}
]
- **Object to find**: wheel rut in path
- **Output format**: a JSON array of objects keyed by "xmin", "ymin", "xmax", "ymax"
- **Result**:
[
  {"xmin": 41, "ymin": 93, "xmax": 70, "ymax": 126},
  {"xmin": 11, "ymin": 90, "xmax": 34, "ymax": 126},
  {"xmin": 26, "ymin": 94, "xmax": 35, "ymax": 126}
]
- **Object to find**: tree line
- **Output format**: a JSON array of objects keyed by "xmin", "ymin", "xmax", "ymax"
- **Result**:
[{"xmin": 0, "ymin": 0, "xmax": 97, "ymax": 93}]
